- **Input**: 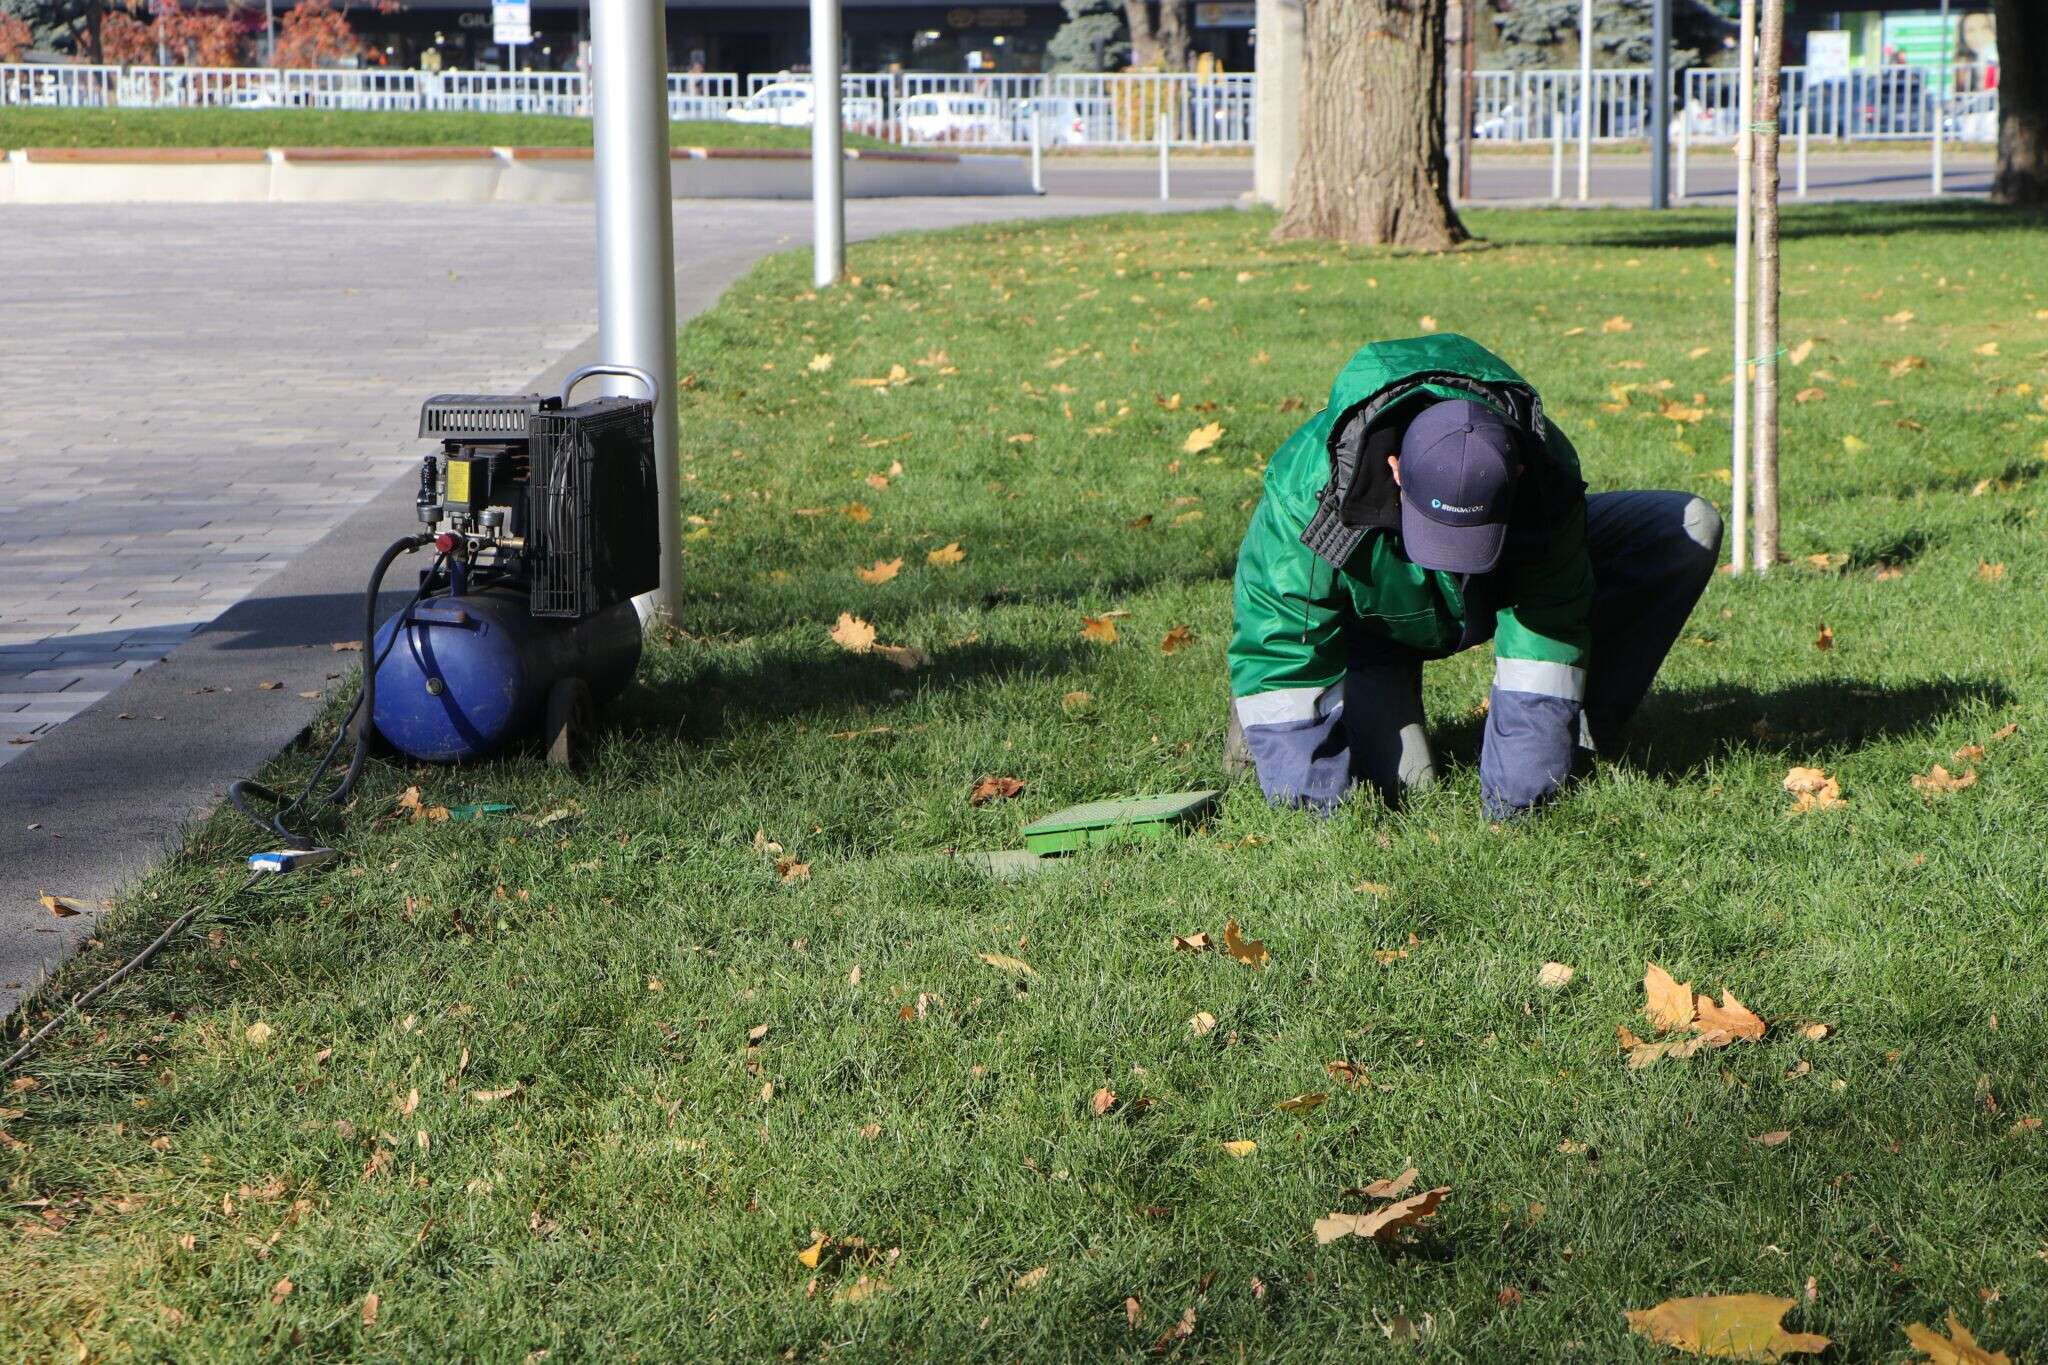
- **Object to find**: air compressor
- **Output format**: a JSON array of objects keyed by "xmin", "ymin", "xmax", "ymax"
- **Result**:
[{"xmin": 370, "ymin": 365, "xmax": 662, "ymax": 769}]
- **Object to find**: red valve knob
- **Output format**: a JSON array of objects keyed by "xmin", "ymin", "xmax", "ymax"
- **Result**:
[{"xmin": 434, "ymin": 533, "xmax": 458, "ymax": 555}]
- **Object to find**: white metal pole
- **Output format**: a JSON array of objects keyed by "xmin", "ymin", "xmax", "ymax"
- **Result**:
[
  {"xmin": 1030, "ymin": 97, "xmax": 1044, "ymax": 194},
  {"xmin": 1731, "ymin": 0, "xmax": 1755, "ymax": 575},
  {"xmin": 1677, "ymin": 71, "xmax": 1690, "ymax": 198},
  {"xmin": 1577, "ymin": 0, "xmax": 1593, "ymax": 201},
  {"xmin": 590, "ymin": 0, "xmax": 681, "ymax": 621},
  {"xmin": 1932, "ymin": 0, "xmax": 1949, "ymax": 195},
  {"xmin": 1797, "ymin": 96, "xmax": 1808, "ymax": 197},
  {"xmin": 1550, "ymin": 80, "xmax": 1564, "ymax": 200},
  {"xmin": 1158, "ymin": 93, "xmax": 1170, "ymax": 200},
  {"xmin": 810, "ymin": 0, "xmax": 845, "ymax": 287}
]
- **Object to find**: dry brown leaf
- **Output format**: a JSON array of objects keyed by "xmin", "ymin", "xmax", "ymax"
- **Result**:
[
  {"xmin": 873, "ymin": 643, "xmax": 929, "ymax": 672},
  {"xmin": 1419, "ymin": 315, "xmax": 1439, "ymax": 331},
  {"xmin": 969, "ymin": 775, "xmax": 1025, "ymax": 807},
  {"xmin": 926, "ymin": 541, "xmax": 966, "ymax": 567},
  {"xmin": 1220, "ymin": 1140, "xmax": 1257, "ymax": 1158},
  {"xmin": 1079, "ymin": 614, "xmax": 1120, "ymax": 644},
  {"xmin": 470, "ymin": 1085, "xmax": 520, "ymax": 1104},
  {"xmin": 1886, "ymin": 309, "xmax": 1917, "ymax": 325},
  {"xmin": 1660, "ymin": 398, "xmax": 1707, "ymax": 424},
  {"xmin": 1644, "ymin": 962, "xmax": 1698, "ymax": 1033},
  {"xmin": 1788, "ymin": 339, "xmax": 1815, "ymax": 366},
  {"xmin": 1974, "ymin": 341, "xmax": 2001, "ymax": 357},
  {"xmin": 1977, "ymin": 561, "xmax": 2006, "ymax": 583},
  {"xmin": 1171, "ymin": 932, "xmax": 1213, "ymax": 953},
  {"xmin": 1912, "ymin": 764, "xmax": 1978, "ymax": 795},
  {"xmin": 1800, "ymin": 1022, "xmax": 1833, "ymax": 1041},
  {"xmin": 245, "ymin": 1021, "xmax": 273, "ymax": 1046},
  {"xmin": 775, "ymin": 857, "xmax": 810, "ymax": 884},
  {"xmin": 1537, "ymin": 962, "xmax": 1576, "ymax": 991},
  {"xmin": 1188, "ymin": 1011, "xmax": 1217, "ymax": 1037},
  {"xmin": 1602, "ymin": 315, "xmax": 1634, "ymax": 333},
  {"xmin": 1325, "ymin": 1059, "xmax": 1364, "ymax": 1087},
  {"xmin": 1314, "ymin": 1185, "xmax": 1450, "ymax": 1245},
  {"xmin": 1625, "ymin": 1294, "xmax": 1829, "ymax": 1360},
  {"xmin": 841, "ymin": 501, "xmax": 872, "ymax": 523},
  {"xmin": 829, "ymin": 613, "xmax": 877, "ymax": 654},
  {"xmin": 1357, "ymin": 1167, "xmax": 1420, "ymax": 1199},
  {"xmin": 1752, "ymin": 1130, "xmax": 1792, "ymax": 1148},
  {"xmin": 1275, "ymin": 1091, "xmax": 1327, "ymax": 1114},
  {"xmin": 979, "ymin": 951, "xmax": 1037, "ymax": 978},
  {"xmin": 854, "ymin": 557, "xmax": 902, "ymax": 585},
  {"xmin": 1181, "ymin": 422, "xmax": 1225, "ymax": 455},
  {"xmin": 807, "ymin": 352, "xmax": 833, "ymax": 372},
  {"xmin": 361, "ymin": 1292, "xmax": 379, "ymax": 1326},
  {"xmin": 1903, "ymin": 1313, "xmax": 2012, "ymax": 1364},
  {"xmin": 1695, "ymin": 990, "xmax": 1767, "ymax": 1043},
  {"xmin": 1125, "ymin": 1296, "xmax": 1144, "ymax": 1327},
  {"xmin": 1223, "ymin": 919, "xmax": 1268, "ymax": 968},
  {"xmin": 1060, "ymin": 690, "xmax": 1092, "ymax": 713},
  {"xmin": 1688, "ymin": 344, "xmax": 1713, "ymax": 359},
  {"xmin": 39, "ymin": 891, "xmax": 87, "ymax": 918},
  {"xmin": 1089, "ymin": 1088, "xmax": 1116, "ymax": 1117},
  {"xmin": 1813, "ymin": 623, "xmax": 1834, "ymax": 651},
  {"xmin": 1890, "ymin": 354, "xmax": 1928, "ymax": 377},
  {"xmin": 1159, "ymin": 624, "xmax": 1198, "ymax": 654},
  {"xmin": 1955, "ymin": 745, "xmax": 1988, "ymax": 767},
  {"xmin": 1783, "ymin": 766, "xmax": 1846, "ymax": 813}
]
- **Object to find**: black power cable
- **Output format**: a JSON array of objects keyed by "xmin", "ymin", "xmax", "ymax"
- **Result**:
[{"xmin": 227, "ymin": 536, "xmax": 445, "ymax": 849}]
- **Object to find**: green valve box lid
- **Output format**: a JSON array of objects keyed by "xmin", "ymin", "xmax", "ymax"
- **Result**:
[{"xmin": 1019, "ymin": 790, "xmax": 1221, "ymax": 856}]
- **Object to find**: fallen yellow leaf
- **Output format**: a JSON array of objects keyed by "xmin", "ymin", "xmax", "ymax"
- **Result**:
[
  {"xmin": 1911, "ymin": 763, "xmax": 1978, "ymax": 795},
  {"xmin": 979, "ymin": 951, "xmax": 1038, "ymax": 978},
  {"xmin": 1644, "ymin": 962, "xmax": 1697, "ymax": 1032},
  {"xmin": 1783, "ymin": 766, "xmax": 1846, "ymax": 813},
  {"xmin": 1537, "ymin": 962, "xmax": 1576, "ymax": 991},
  {"xmin": 926, "ymin": 541, "xmax": 966, "ymax": 567},
  {"xmin": 1182, "ymin": 422, "xmax": 1224, "ymax": 456},
  {"xmin": 1602, "ymin": 315, "xmax": 1634, "ymax": 334},
  {"xmin": 808, "ymin": 353, "xmax": 833, "ymax": 372},
  {"xmin": 828, "ymin": 613, "xmax": 877, "ymax": 654},
  {"xmin": 1903, "ymin": 1313, "xmax": 2011, "ymax": 1364},
  {"xmin": 1220, "ymin": 1139, "xmax": 1257, "ymax": 1158},
  {"xmin": 1159, "ymin": 624, "xmax": 1198, "ymax": 654},
  {"xmin": 1625, "ymin": 1294, "xmax": 1830, "ymax": 1360},
  {"xmin": 854, "ymin": 557, "xmax": 902, "ymax": 585},
  {"xmin": 1079, "ymin": 614, "xmax": 1120, "ymax": 644},
  {"xmin": 1223, "ymin": 919, "xmax": 1268, "ymax": 968},
  {"xmin": 1842, "ymin": 435, "xmax": 1868, "ymax": 454}
]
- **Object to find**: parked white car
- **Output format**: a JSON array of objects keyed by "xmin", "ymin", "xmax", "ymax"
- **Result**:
[
  {"xmin": 724, "ymin": 81, "xmax": 881, "ymax": 130},
  {"xmin": 1010, "ymin": 95, "xmax": 1113, "ymax": 146},
  {"xmin": 896, "ymin": 93, "xmax": 1002, "ymax": 143}
]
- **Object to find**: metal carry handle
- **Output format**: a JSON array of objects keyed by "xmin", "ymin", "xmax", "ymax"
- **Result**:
[{"xmin": 561, "ymin": 364, "xmax": 659, "ymax": 405}]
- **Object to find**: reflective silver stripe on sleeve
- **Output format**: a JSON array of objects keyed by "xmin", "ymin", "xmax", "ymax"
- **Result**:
[
  {"xmin": 1493, "ymin": 658, "xmax": 1587, "ymax": 702},
  {"xmin": 1234, "ymin": 684, "xmax": 1342, "ymax": 727}
]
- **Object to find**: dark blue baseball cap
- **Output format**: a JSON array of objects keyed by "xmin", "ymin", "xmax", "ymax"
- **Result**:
[{"xmin": 1397, "ymin": 398, "xmax": 1521, "ymax": 574}]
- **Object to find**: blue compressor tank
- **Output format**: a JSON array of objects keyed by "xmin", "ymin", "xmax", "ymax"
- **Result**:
[{"xmin": 371, "ymin": 586, "xmax": 641, "ymax": 763}]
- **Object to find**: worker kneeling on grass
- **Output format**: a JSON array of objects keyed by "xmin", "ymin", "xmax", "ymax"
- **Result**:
[{"xmin": 1226, "ymin": 333, "xmax": 1723, "ymax": 818}]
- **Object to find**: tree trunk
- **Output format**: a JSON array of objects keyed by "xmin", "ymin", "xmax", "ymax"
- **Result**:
[
  {"xmin": 86, "ymin": 1, "xmax": 105, "ymax": 64},
  {"xmin": 1157, "ymin": 0, "xmax": 1192, "ymax": 71},
  {"xmin": 1993, "ymin": 0, "xmax": 2048, "ymax": 206},
  {"xmin": 1123, "ymin": 0, "xmax": 1159, "ymax": 67},
  {"xmin": 1274, "ymin": 0, "xmax": 1467, "ymax": 250}
]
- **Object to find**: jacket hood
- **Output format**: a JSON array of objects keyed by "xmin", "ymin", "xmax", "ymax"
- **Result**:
[{"xmin": 1324, "ymin": 333, "xmax": 1534, "ymax": 418}]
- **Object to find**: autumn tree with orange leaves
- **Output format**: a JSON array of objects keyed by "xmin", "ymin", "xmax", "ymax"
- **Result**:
[
  {"xmin": 0, "ymin": 9, "xmax": 31, "ymax": 60},
  {"xmin": 271, "ymin": 0, "xmax": 372, "ymax": 68}
]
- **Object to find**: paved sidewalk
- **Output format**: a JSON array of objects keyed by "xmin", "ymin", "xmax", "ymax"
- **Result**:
[
  {"xmin": 0, "ymin": 190, "xmax": 1217, "ymax": 1019},
  {"xmin": 0, "ymin": 191, "xmax": 1235, "ymax": 763}
]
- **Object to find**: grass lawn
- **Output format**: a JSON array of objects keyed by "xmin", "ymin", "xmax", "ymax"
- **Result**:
[
  {"xmin": 6, "ymin": 201, "xmax": 2048, "ymax": 1360},
  {"xmin": 0, "ymin": 107, "xmax": 888, "ymax": 151}
]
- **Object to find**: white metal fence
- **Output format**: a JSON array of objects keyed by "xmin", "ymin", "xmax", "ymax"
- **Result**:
[{"xmin": 0, "ymin": 61, "xmax": 2002, "ymax": 150}]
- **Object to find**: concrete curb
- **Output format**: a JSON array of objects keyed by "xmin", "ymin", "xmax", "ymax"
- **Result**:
[{"xmin": 0, "ymin": 146, "xmax": 1030, "ymax": 204}]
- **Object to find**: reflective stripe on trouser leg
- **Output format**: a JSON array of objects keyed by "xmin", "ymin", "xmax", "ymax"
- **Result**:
[{"xmin": 1343, "ymin": 662, "xmax": 1436, "ymax": 804}]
